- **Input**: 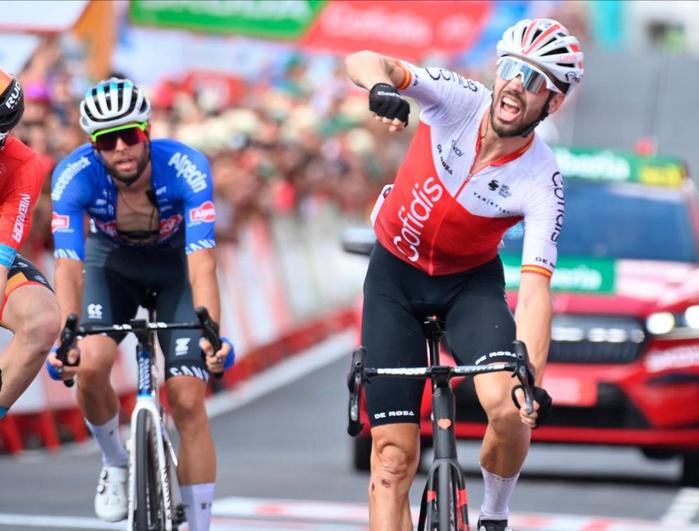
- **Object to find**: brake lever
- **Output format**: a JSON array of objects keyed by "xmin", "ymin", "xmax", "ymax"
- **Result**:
[
  {"xmin": 511, "ymin": 340, "xmax": 535, "ymax": 415},
  {"xmin": 56, "ymin": 314, "xmax": 80, "ymax": 388},
  {"xmin": 195, "ymin": 307, "xmax": 224, "ymax": 379},
  {"xmin": 347, "ymin": 347, "xmax": 366, "ymax": 436}
]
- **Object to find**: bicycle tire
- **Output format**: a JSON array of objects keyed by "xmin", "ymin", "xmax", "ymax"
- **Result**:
[{"xmin": 135, "ymin": 409, "xmax": 166, "ymax": 530}]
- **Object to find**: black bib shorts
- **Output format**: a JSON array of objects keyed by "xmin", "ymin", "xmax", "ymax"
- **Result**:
[
  {"xmin": 362, "ymin": 242, "xmax": 516, "ymax": 427},
  {"xmin": 82, "ymin": 232, "xmax": 208, "ymax": 382}
]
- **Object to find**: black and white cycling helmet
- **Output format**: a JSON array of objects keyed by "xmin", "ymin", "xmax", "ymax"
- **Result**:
[
  {"xmin": 79, "ymin": 77, "xmax": 151, "ymax": 135},
  {"xmin": 497, "ymin": 18, "xmax": 584, "ymax": 95},
  {"xmin": 0, "ymin": 68, "xmax": 24, "ymax": 133}
]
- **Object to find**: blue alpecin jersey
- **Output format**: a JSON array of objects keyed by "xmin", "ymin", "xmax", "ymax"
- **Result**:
[{"xmin": 51, "ymin": 139, "xmax": 216, "ymax": 260}]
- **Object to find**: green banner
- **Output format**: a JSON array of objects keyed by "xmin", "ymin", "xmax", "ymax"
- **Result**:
[
  {"xmin": 129, "ymin": 0, "xmax": 326, "ymax": 39},
  {"xmin": 553, "ymin": 146, "xmax": 686, "ymax": 188},
  {"xmin": 502, "ymin": 254, "xmax": 616, "ymax": 294}
]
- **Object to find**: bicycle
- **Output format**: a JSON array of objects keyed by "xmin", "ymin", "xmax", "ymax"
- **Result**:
[
  {"xmin": 55, "ymin": 294, "xmax": 223, "ymax": 531},
  {"xmin": 347, "ymin": 316, "xmax": 535, "ymax": 531}
]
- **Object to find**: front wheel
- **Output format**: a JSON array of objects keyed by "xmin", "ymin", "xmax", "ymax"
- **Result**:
[{"xmin": 135, "ymin": 409, "xmax": 167, "ymax": 530}]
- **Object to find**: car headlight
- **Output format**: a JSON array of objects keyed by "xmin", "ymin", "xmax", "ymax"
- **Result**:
[
  {"xmin": 684, "ymin": 305, "xmax": 699, "ymax": 329},
  {"xmin": 646, "ymin": 305, "xmax": 699, "ymax": 336},
  {"xmin": 646, "ymin": 312, "xmax": 675, "ymax": 335}
]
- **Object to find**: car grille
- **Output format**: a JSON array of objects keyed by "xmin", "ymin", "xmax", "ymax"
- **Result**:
[{"xmin": 548, "ymin": 314, "xmax": 646, "ymax": 364}]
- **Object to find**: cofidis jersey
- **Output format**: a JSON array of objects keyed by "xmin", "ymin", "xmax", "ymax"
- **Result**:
[
  {"xmin": 51, "ymin": 139, "xmax": 216, "ymax": 260},
  {"xmin": 373, "ymin": 62, "xmax": 565, "ymax": 278}
]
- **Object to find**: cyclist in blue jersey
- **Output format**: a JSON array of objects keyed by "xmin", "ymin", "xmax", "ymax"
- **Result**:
[{"xmin": 46, "ymin": 78, "xmax": 233, "ymax": 530}]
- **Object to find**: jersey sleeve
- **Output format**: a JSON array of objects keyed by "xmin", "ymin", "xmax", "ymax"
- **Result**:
[
  {"xmin": 396, "ymin": 61, "xmax": 487, "ymax": 126},
  {"xmin": 51, "ymin": 156, "xmax": 90, "ymax": 261},
  {"xmin": 0, "ymin": 155, "xmax": 47, "ymax": 264},
  {"xmin": 176, "ymin": 146, "xmax": 216, "ymax": 254},
  {"xmin": 519, "ymin": 169, "xmax": 565, "ymax": 278}
]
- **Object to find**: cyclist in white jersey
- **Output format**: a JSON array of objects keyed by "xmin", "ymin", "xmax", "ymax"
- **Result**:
[{"xmin": 345, "ymin": 18, "xmax": 584, "ymax": 531}]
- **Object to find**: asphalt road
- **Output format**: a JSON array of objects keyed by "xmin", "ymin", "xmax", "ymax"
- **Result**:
[{"xmin": 0, "ymin": 332, "xmax": 698, "ymax": 530}]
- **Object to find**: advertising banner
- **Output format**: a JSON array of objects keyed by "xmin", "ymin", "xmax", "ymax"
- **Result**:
[
  {"xmin": 129, "ymin": 0, "xmax": 326, "ymax": 39},
  {"xmin": 129, "ymin": 0, "xmax": 493, "ymax": 61},
  {"xmin": 298, "ymin": 1, "xmax": 492, "ymax": 61},
  {"xmin": 553, "ymin": 146, "xmax": 687, "ymax": 188}
]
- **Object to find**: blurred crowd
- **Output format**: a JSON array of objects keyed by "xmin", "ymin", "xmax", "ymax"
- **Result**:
[{"xmin": 12, "ymin": 39, "xmax": 412, "ymax": 259}]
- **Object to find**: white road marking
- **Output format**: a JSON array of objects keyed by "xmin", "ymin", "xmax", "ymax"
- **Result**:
[
  {"xmin": 2, "ymin": 497, "xmax": 698, "ymax": 530},
  {"xmin": 662, "ymin": 487, "xmax": 699, "ymax": 525},
  {"xmin": 205, "ymin": 331, "xmax": 356, "ymax": 418},
  {"xmin": 0, "ymin": 514, "xmax": 122, "ymax": 529},
  {"xmin": 210, "ymin": 497, "xmax": 699, "ymax": 530}
]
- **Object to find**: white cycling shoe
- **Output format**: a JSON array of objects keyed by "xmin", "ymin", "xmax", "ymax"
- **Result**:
[{"xmin": 94, "ymin": 465, "xmax": 128, "ymax": 522}]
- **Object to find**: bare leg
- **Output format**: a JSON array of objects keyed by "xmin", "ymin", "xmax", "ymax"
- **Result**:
[
  {"xmin": 0, "ymin": 285, "xmax": 60, "ymax": 408},
  {"xmin": 369, "ymin": 423, "xmax": 419, "ymax": 531},
  {"xmin": 475, "ymin": 371, "xmax": 530, "ymax": 476},
  {"xmin": 167, "ymin": 376, "xmax": 215, "ymax": 485},
  {"xmin": 75, "ymin": 335, "xmax": 121, "ymax": 425}
]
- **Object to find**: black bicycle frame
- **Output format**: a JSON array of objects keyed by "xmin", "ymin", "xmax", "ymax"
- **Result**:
[{"xmin": 347, "ymin": 315, "xmax": 535, "ymax": 531}]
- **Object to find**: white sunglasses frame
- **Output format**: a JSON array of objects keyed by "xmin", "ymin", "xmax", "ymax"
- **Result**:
[{"xmin": 496, "ymin": 56, "xmax": 562, "ymax": 94}]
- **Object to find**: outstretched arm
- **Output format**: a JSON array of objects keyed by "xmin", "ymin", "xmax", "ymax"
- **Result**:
[
  {"xmin": 345, "ymin": 50, "xmax": 407, "ymax": 90},
  {"xmin": 345, "ymin": 51, "xmax": 411, "ymax": 132}
]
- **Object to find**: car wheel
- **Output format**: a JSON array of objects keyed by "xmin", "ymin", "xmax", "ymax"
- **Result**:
[
  {"xmin": 353, "ymin": 435, "xmax": 372, "ymax": 471},
  {"xmin": 682, "ymin": 452, "xmax": 699, "ymax": 486}
]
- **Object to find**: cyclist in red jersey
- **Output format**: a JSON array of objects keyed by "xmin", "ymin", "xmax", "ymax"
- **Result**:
[
  {"xmin": 0, "ymin": 68, "xmax": 61, "ymax": 420},
  {"xmin": 346, "ymin": 19, "xmax": 583, "ymax": 531}
]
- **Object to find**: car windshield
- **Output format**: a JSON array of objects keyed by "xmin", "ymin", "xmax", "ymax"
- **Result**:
[{"xmin": 502, "ymin": 180, "xmax": 699, "ymax": 262}]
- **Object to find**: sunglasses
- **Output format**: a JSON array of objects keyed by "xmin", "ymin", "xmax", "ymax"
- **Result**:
[
  {"xmin": 496, "ymin": 57, "xmax": 562, "ymax": 94},
  {"xmin": 91, "ymin": 122, "xmax": 148, "ymax": 151}
]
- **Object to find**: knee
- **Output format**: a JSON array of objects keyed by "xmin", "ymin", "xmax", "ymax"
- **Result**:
[
  {"xmin": 484, "ymin": 398, "xmax": 520, "ymax": 432},
  {"xmin": 76, "ymin": 349, "xmax": 112, "ymax": 390},
  {"xmin": 169, "ymin": 383, "xmax": 207, "ymax": 429},
  {"xmin": 372, "ymin": 438, "xmax": 419, "ymax": 482},
  {"xmin": 17, "ymin": 302, "xmax": 61, "ymax": 354}
]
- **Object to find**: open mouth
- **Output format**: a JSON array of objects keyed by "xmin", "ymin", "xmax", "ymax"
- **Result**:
[
  {"xmin": 115, "ymin": 158, "xmax": 137, "ymax": 172},
  {"xmin": 498, "ymin": 93, "xmax": 524, "ymax": 123}
]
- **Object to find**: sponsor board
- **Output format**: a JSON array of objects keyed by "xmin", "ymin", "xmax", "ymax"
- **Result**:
[{"xmin": 553, "ymin": 146, "xmax": 686, "ymax": 188}]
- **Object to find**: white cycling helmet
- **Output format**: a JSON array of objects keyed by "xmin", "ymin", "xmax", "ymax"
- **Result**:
[
  {"xmin": 497, "ymin": 18, "xmax": 584, "ymax": 94},
  {"xmin": 79, "ymin": 77, "xmax": 151, "ymax": 135}
]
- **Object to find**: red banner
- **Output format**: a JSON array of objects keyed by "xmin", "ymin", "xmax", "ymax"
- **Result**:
[{"xmin": 299, "ymin": 0, "xmax": 492, "ymax": 62}]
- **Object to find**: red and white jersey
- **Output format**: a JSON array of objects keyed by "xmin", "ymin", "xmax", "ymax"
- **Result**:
[
  {"xmin": 373, "ymin": 62, "xmax": 564, "ymax": 277},
  {"xmin": 0, "ymin": 136, "xmax": 47, "ymax": 251}
]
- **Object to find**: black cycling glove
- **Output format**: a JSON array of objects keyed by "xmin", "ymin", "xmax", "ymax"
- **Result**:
[
  {"xmin": 369, "ymin": 83, "xmax": 410, "ymax": 127},
  {"xmin": 512, "ymin": 385, "xmax": 552, "ymax": 429}
]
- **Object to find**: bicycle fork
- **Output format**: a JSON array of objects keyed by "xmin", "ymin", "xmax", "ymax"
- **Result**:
[
  {"xmin": 421, "ymin": 371, "xmax": 469, "ymax": 531},
  {"xmin": 126, "ymin": 343, "xmax": 176, "ymax": 530}
]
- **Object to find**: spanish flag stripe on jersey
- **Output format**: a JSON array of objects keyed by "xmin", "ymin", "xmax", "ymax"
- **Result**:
[{"xmin": 521, "ymin": 265, "xmax": 553, "ymax": 278}]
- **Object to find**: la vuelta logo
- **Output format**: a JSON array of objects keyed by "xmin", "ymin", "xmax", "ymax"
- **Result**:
[{"xmin": 392, "ymin": 176, "xmax": 444, "ymax": 262}]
